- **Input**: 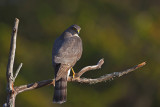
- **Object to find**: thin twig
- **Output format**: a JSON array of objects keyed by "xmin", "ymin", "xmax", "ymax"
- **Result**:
[
  {"xmin": 75, "ymin": 58, "xmax": 104, "ymax": 77},
  {"xmin": 13, "ymin": 63, "xmax": 23, "ymax": 82}
]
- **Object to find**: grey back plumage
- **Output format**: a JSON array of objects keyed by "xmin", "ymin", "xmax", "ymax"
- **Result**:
[
  {"xmin": 52, "ymin": 32, "xmax": 82, "ymax": 65},
  {"xmin": 52, "ymin": 24, "xmax": 83, "ymax": 103}
]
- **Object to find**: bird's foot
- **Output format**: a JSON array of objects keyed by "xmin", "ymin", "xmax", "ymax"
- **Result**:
[{"xmin": 71, "ymin": 67, "xmax": 75, "ymax": 78}]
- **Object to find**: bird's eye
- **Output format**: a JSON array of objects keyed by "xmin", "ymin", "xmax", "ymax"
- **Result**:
[{"xmin": 72, "ymin": 27, "xmax": 77, "ymax": 31}]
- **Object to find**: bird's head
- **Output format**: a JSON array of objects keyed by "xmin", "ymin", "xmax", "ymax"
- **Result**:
[{"xmin": 69, "ymin": 24, "xmax": 81, "ymax": 34}]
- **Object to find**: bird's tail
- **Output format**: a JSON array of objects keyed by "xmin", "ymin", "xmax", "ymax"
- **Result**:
[{"xmin": 53, "ymin": 76, "xmax": 67, "ymax": 104}]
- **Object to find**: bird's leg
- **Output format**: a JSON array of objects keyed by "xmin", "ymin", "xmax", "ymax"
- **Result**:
[{"xmin": 71, "ymin": 67, "xmax": 75, "ymax": 78}]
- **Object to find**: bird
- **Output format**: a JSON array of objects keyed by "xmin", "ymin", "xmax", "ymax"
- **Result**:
[{"xmin": 52, "ymin": 24, "xmax": 83, "ymax": 104}]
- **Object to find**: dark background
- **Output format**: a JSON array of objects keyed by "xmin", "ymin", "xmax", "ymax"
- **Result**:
[{"xmin": 0, "ymin": 0, "xmax": 160, "ymax": 107}]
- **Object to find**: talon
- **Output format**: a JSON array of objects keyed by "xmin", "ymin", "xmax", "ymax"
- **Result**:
[{"xmin": 71, "ymin": 67, "xmax": 75, "ymax": 78}]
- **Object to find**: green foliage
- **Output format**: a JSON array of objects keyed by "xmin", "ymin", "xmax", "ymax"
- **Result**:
[{"xmin": 1, "ymin": 0, "xmax": 160, "ymax": 106}]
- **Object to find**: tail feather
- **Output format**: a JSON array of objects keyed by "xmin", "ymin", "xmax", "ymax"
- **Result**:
[{"xmin": 53, "ymin": 76, "xmax": 67, "ymax": 104}]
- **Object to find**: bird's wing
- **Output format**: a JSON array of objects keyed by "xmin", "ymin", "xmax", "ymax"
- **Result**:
[
  {"xmin": 53, "ymin": 36, "xmax": 83, "ymax": 65},
  {"xmin": 55, "ymin": 64, "xmax": 70, "ymax": 81},
  {"xmin": 53, "ymin": 33, "xmax": 82, "ymax": 81}
]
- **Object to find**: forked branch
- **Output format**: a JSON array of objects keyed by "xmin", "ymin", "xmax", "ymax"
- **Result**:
[
  {"xmin": 5, "ymin": 18, "xmax": 19, "ymax": 107},
  {"xmin": 14, "ymin": 60, "xmax": 146, "ymax": 95}
]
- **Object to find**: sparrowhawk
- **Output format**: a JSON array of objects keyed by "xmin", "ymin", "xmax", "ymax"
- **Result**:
[{"xmin": 52, "ymin": 24, "xmax": 82, "ymax": 104}]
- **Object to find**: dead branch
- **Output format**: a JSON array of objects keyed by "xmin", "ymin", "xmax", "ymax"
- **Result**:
[
  {"xmin": 5, "ymin": 18, "xmax": 19, "ymax": 107},
  {"xmin": 4, "ymin": 18, "xmax": 146, "ymax": 107},
  {"xmin": 69, "ymin": 61, "xmax": 146, "ymax": 84},
  {"xmin": 13, "ymin": 63, "xmax": 23, "ymax": 82},
  {"xmin": 14, "ymin": 61, "xmax": 145, "ymax": 95},
  {"xmin": 75, "ymin": 58, "xmax": 104, "ymax": 78}
]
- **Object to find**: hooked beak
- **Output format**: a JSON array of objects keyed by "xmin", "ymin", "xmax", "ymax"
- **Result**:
[{"xmin": 77, "ymin": 29, "xmax": 80, "ymax": 34}]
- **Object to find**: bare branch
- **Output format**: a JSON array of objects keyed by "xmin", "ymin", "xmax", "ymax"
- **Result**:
[
  {"xmin": 5, "ymin": 18, "xmax": 19, "ymax": 107},
  {"xmin": 13, "ymin": 63, "xmax": 23, "ymax": 82},
  {"xmin": 14, "ymin": 61, "xmax": 146, "ymax": 95},
  {"xmin": 6, "ymin": 18, "xmax": 19, "ymax": 88},
  {"xmin": 15, "ymin": 79, "xmax": 54, "ymax": 94},
  {"xmin": 70, "ymin": 62, "xmax": 146, "ymax": 84},
  {"xmin": 5, "ymin": 19, "xmax": 21, "ymax": 106},
  {"xmin": 75, "ymin": 58, "xmax": 104, "ymax": 77}
]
